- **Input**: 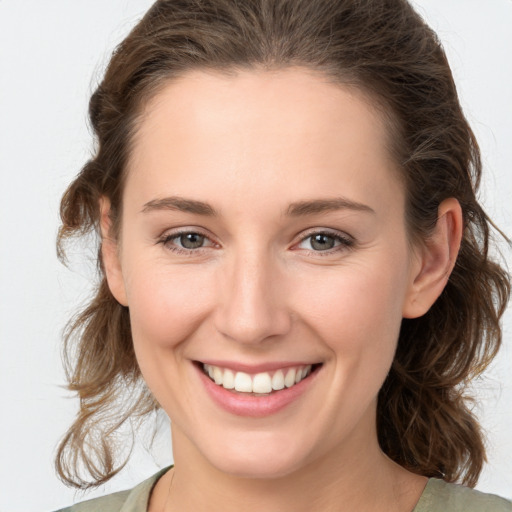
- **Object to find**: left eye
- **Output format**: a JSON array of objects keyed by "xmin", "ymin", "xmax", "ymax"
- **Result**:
[{"xmin": 297, "ymin": 233, "xmax": 352, "ymax": 252}]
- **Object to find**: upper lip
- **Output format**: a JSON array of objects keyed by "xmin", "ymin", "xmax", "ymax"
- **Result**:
[{"xmin": 196, "ymin": 360, "xmax": 321, "ymax": 374}]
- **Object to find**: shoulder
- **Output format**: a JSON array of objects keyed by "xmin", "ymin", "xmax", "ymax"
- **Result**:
[
  {"xmin": 52, "ymin": 467, "xmax": 171, "ymax": 512},
  {"xmin": 415, "ymin": 478, "xmax": 512, "ymax": 512},
  {"xmin": 53, "ymin": 489, "xmax": 130, "ymax": 512}
]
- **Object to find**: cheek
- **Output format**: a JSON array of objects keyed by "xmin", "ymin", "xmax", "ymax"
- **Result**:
[
  {"xmin": 123, "ymin": 262, "xmax": 218, "ymax": 413},
  {"xmin": 125, "ymin": 262, "xmax": 215, "ymax": 350},
  {"xmin": 290, "ymin": 257, "xmax": 409, "ymax": 361}
]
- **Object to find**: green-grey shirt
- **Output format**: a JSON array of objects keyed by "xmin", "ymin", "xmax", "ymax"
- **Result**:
[{"xmin": 54, "ymin": 469, "xmax": 512, "ymax": 512}]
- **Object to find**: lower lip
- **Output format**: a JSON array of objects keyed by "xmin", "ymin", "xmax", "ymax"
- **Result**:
[{"xmin": 196, "ymin": 364, "xmax": 320, "ymax": 417}]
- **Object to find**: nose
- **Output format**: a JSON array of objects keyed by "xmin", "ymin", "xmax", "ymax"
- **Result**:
[{"xmin": 213, "ymin": 248, "xmax": 292, "ymax": 345}]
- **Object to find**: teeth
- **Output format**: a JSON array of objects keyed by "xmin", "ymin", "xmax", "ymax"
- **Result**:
[
  {"xmin": 284, "ymin": 368, "xmax": 296, "ymax": 388},
  {"xmin": 234, "ymin": 372, "xmax": 253, "ymax": 392},
  {"xmin": 223, "ymin": 369, "xmax": 235, "ymax": 389},
  {"xmin": 203, "ymin": 364, "xmax": 313, "ymax": 394},
  {"xmin": 213, "ymin": 366, "xmax": 223, "ymax": 385},
  {"xmin": 252, "ymin": 373, "xmax": 272, "ymax": 394},
  {"xmin": 271, "ymin": 370, "xmax": 285, "ymax": 391}
]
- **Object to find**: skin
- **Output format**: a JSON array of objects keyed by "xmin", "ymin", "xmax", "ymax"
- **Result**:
[{"xmin": 101, "ymin": 68, "xmax": 462, "ymax": 511}]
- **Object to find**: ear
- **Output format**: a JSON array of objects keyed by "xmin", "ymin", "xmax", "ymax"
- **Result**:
[
  {"xmin": 402, "ymin": 198, "xmax": 463, "ymax": 319},
  {"xmin": 99, "ymin": 197, "xmax": 128, "ymax": 306}
]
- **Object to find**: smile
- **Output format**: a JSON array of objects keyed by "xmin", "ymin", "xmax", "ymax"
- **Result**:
[
  {"xmin": 203, "ymin": 363, "xmax": 313, "ymax": 394},
  {"xmin": 195, "ymin": 361, "xmax": 322, "ymax": 417}
]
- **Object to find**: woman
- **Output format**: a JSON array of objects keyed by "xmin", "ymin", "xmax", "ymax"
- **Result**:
[{"xmin": 54, "ymin": 0, "xmax": 511, "ymax": 510}]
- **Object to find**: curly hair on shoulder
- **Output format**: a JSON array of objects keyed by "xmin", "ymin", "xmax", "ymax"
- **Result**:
[{"xmin": 56, "ymin": 0, "xmax": 511, "ymax": 489}]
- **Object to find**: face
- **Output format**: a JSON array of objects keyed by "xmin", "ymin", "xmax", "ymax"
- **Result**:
[{"xmin": 104, "ymin": 68, "xmax": 426, "ymax": 478}]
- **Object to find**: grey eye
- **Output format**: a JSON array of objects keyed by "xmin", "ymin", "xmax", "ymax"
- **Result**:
[
  {"xmin": 296, "ymin": 231, "xmax": 353, "ymax": 253},
  {"xmin": 309, "ymin": 234, "xmax": 336, "ymax": 251},
  {"xmin": 179, "ymin": 233, "xmax": 206, "ymax": 249}
]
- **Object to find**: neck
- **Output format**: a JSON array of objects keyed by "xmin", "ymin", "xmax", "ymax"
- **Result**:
[{"xmin": 161, "ymin": 424, "xmax": 427, "ymax": 512}]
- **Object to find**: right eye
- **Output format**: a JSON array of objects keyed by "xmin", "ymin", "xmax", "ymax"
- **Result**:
[
  {"xmin": 174, "ymin": 232, "xmax": 207, "ymax": 249},
  {"xmin": 158, "ymin": 230, "xmax": 216, "ymax": 254}
]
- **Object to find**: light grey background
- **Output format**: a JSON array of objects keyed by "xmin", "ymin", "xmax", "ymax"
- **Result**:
[{"xmin": 0, "ymin": 1, "xmax": 511, "ymax": 511}]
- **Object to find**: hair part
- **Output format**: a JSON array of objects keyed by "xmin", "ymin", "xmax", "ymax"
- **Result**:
[{"xmin": 57, "ymin": 0, "xmax": 510, "ymax": 489}]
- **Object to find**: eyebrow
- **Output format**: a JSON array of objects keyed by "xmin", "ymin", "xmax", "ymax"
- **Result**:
[
  {"xmin": 286, "ymin": 198, "xmax": 375, "ymax": 216},
  {"xmin": 141, "ymin": 195, "xmax": 375, "ymax": 217},
  {"xmin": 141, "ymin": 196, "xmax": 217, "ymax": 215}
]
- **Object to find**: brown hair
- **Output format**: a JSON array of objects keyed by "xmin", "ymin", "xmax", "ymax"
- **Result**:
[{"xmin": 56, "ymin": 0, "xmax": 510, "ymax": 489}]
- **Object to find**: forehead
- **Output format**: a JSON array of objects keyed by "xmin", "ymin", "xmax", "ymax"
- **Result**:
[
  {"xmin": 126, "ymin": 67, "xmax": 402, "ymax": 216},
  {"xmin": 133, "ymin": 66, "xmax": 393, "ymax": 155}
]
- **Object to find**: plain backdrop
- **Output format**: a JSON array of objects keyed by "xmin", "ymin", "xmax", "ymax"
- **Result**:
[{"xmin": 0, "ymin": 1, "xmax": 511, "ymax": 511}]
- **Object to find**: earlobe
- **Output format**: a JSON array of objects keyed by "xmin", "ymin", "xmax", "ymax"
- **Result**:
[
  {"xmin": 402, "ymin": 198, "xmax": 463, "ymax": 319},
  {"xmin": 99, "ymin": 197, "xmax": 128, "ymax": 307}
]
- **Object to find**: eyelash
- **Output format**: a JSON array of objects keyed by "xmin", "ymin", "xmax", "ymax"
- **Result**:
[
  {"xmin": 156, "ymin": 229, "xmax": 355, "ymax": 256},
  {"xmin": 157, "ymin": 229, "xmax": 216, "ymax": 256},
  {"xmin": 295, "ymin": 230, "xmax": 355, "ymax": 256}
]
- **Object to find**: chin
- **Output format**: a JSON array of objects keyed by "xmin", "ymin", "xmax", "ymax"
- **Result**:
[{"xmin": 201, "ymin": 431, "xmax": 314, "ymax": 480}]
